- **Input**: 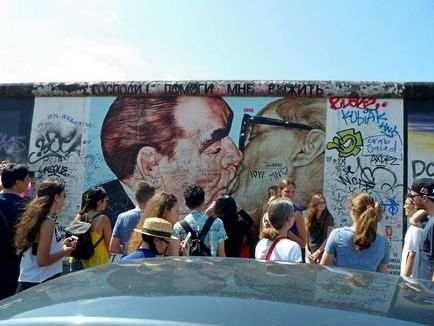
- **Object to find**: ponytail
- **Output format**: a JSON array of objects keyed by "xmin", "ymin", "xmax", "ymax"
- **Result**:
[
  {"xmin": 351, "ymin": 193, "xmax": 380, "ymax": 251},
  {"xmin": 260, "ymin": 228, "xmax": 280, "ymax": 240}
]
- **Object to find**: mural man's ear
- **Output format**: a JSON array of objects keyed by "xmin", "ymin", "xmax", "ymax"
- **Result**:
[
  {"xmin": 132, "ymin": 146, "xmax": 162, "ymax": 187},
  {"xmin": 292, "ymin": 129, "xmax": 325, "ymax": 167}
]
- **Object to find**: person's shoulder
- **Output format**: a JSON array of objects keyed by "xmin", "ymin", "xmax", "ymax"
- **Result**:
[
  {"xmin": 211, "ymin": 216, "xmax": 225, "ymax": 229},
  {"xmin": 282, "ymin": 238, "xmax": 300, "ymax": 249},
  {"xmin": 117, "ymin": 208, "xmax": 140, "ymax": 219},
  {"xmin": 408, "ymin": 225, "xmax": 423, "ymax": 235}
]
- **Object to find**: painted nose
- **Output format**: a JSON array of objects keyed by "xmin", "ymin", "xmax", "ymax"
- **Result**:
[{"xmin": 221, "ymin": 137, "xmax": 243, "ymax": 168}]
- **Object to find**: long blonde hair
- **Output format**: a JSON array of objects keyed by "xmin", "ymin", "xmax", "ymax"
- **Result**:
[
  {"xmin": 128, "ymin": 192, "xmax": 177, "ymax": 253},
  {"xmin": 351, "ymin": 193, "xmax": 382, "ymax": 251}
]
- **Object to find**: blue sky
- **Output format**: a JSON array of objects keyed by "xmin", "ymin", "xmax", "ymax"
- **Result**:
[{"xmin": 0, "ymin": 0, "xmax": 433, "ymax": 82}]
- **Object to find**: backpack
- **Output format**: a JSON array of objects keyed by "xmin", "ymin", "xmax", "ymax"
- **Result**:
[
  {"xmin": 65, "ymin": 213, "xmax": 104, "ymax": 260},
  {"xmin": 180, "ymin": 216, "xmax": 215, "ymax": 256}
]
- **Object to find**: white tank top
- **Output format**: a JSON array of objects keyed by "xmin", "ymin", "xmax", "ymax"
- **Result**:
[{"xmin": 19, "ymin": 216, "xmax": 63, "ymax": 283}]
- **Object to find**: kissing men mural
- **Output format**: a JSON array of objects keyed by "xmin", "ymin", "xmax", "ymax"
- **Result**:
[{"xmin": 0, "ymin": 81, "xmax": 431, "ymax": 274}]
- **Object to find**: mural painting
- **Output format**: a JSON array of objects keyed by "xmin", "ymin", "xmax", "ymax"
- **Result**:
[
  {"xmin": 324, "ymin": 98, "xmax": 404, "ymax": 274},
  {"xmin": 0, "ymin": 80, "xmax": 430, "ymax": 273}
]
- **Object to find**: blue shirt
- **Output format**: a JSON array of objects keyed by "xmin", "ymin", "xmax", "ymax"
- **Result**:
[
  {"xmin": 325, "ymin": 227, "xmax": 390, "ymax": 272},
  {"xmin": 418, "ymin": 216, "xmax": 434, "ymax": 280},
  {"xmin": 121, "ymin": 248, "xmax": 156, "ymax": 261},
  {"xmin": 112, "ymin": 208, "xmax": 143, "ymax": 254}
]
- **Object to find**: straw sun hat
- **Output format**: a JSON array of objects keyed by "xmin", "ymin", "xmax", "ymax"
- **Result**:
[{"xmin": 134, "ymin": 217, "xmax": 175, "ymax": 240}]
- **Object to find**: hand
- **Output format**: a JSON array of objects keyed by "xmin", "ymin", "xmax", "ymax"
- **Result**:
[
  {"xmin": 179, "ymin": 240, "xmax": 190, "ymax": 256},
  {"xmin": 205, "ymin": 201, "xmax": 216, "ymax": 216},
  {"xmin": 0, "ymin": 160, "xmax": 10, "ymax": 174},
  {"xmin": 314, "ymin": 250, "xmax": 322, "ymax": 259},
  {"xmin": 63, "ymin": 237, "xmax": 77, "ymax": 255},
  {"xmin": 236, "ymin": 204, "xmax": 242, "ymax": 214}
]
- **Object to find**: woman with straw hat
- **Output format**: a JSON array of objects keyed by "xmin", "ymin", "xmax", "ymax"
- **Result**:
[{"xmin": 122, "ymin": 217, "xmax": 176, "ymax": 260}]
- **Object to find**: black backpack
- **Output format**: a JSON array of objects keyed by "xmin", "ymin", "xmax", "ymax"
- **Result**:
[
  {"xmin": 65, "ymin": 213, "xmax": 104, "ymax": 260},
  {"xmin": 180, "ymin": 217, "xmax": 215, "ymax": 256}
]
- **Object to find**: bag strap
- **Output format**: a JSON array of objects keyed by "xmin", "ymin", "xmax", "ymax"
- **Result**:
[
  {"xmin": 266, "ymin": 236, "xmax": 286, "ymax": 260},
  {"xmin": 93, "ymin": 234, "xmax": 104, "ymax": 248},
  {"xmin": 0, "ymin": 206, "xmax": 12, "ymax": 232},
  {"xmin": 199, "ymin": 216, "xmax": 215, "ymax": 240},
  {"xmin": 180, "ymin": 220, "xmax": 198, "ymax": 239}
]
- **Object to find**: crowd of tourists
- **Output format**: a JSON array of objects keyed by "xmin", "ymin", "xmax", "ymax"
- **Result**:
[{"xmin": 1, "ymin": 160, "xmax": 433, "ymax": 301}]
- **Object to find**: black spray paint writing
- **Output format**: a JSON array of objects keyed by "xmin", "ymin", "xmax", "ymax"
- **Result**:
[{"xmin": 29, "ymin": 126, "xmax": 81, "ymax": 163}]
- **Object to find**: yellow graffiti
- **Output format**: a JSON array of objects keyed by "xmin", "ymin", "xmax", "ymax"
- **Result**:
[{"xmin": 327, "ymin": 128, "xmax": 364, "ymax": 157}]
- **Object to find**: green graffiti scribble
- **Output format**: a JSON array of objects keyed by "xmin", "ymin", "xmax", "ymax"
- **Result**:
[{"xmin": 326, "ymin": 128, "xmax": 364, "ymax": 157}]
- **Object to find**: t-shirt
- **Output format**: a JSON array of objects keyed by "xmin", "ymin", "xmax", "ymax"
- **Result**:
[
  {"xmin": 112, "ymin": 208, "xmax": 143, "ymax": 255},
  {"xmin": 400, "ymin": 225, "xmax": 422, "ymax": 278},
  {"xmin": 121, "ymin": 248, "xmax": 157, "ymax": 261},
  {"xmin": 172, "ymin": 210, "xmax": 228, "ymax": 256},
  {"xmin": 325, "ymin": 227, "xmax": 390, "ymax": 272},
  {"xmin": 18, "ymin": 216, "xmax": 63, "ymax": 283},
  {"xmin": 0, "ymin": 193, "xmax": 27, "ymax": 258},
  {"xmin": 307, "ymin": 214, "xmax": 334, "ymax": 253},
  {"xmin": 255, "ymin": 238, "xmax": 302, "ymax": 262},
  {"xmin": 418, "ymin": 216, "xmax": 434, "ymax": 281}
]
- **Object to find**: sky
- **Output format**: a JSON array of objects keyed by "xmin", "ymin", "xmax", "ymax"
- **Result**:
[{"xmin": 0, "ymin": 0, "xmax": 433, "ymax": 83}]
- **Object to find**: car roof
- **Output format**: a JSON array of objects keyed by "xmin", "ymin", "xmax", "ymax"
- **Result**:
[{"xmin": 0, "ymin": 257, "xmax": 433, "ymax": 325}]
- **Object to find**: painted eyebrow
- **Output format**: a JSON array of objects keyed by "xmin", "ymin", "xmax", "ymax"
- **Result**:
[{"xmin": 199, "ymin": 128, "xmax": 229, "ymax": 152}]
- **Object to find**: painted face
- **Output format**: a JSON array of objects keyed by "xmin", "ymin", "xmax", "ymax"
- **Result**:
[
  {"xmin": 281, "ymin": 185, "xmax": 296, "ymax": 201},
  {"xmin": 229, "ymin": 108, "xmax": 306, "ymax": 211},
  {"xmin": 158, "ymin": 98, "xmax": 242, "ymax": 214}
]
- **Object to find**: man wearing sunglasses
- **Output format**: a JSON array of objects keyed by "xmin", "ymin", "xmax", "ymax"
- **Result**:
[
  {"xmin": 229, "ymin": 98, "xmax": 326, "ymax": 220},
  {"xmin": 409, "ymin": 178, "xmax": 434, "ymax": 281}
]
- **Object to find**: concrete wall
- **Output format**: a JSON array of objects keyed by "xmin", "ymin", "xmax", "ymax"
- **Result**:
[{"xmin": 1, "ymin": 80, "xmax": 433, "ymax": 274}]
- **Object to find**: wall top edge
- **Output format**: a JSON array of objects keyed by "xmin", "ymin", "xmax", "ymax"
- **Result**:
[{"xmin": 0, "ymin": 80, "xmax": 432, "ymax": 99}]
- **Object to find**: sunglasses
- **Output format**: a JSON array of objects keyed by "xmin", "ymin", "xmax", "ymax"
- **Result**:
[
  {"xmin": 408, "ymin": 194, "xmax": 422, "ymax": 200},
  {"xmin": 239, "ymin": 113, "xmax": 314, "ymax": 152}
]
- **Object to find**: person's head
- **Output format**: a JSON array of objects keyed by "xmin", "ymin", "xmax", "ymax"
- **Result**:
[
  {"xmin": 260, "ymin": 198, "xmax": 294, "ymax": 240},
  {"xmin": 101, "ymin": 96, "xmax": 242, "ymax": 215},
  {"xmin": 410, "ymin": 178, "xmax": 434, "ymax": 213},
  {"xmin": 267, "ymin": 185, "xmax": 278, "ymax": 199},
  {"xmin": 1, "ymin": 163, "xmax": 31, "ymax": 193},
  {"xmin": 403, "ymin": 194, "xmax": 417, "ymax": 218},
  {"xmin": 80, "ymin": 187, "xmax": 108, "ymax": 214},
  {"xmin": 350, "ymin": 193, "xmax": 382, "ymax": 251},
  {"xmin": 305, "ymin": 193, "xmax": 329, "ymax": 230},
  {"xmin": 230, "ymin": 98, "xmax": 326, "ymax": 211},
  {"xmin": 184, "ymin": 184, "xmax": 205, "ymax": 210},
  {"xmin": 278, "ymin": 178, "xmax": 297, "ymax": 201},
  {"xmin": 128, "ymin": 192, "xmax": 178, "ymax": 253},
  {"xmin": 143, "ymin": 192, "xmax": 179, "ymax": 225},
  {"xmin": 214, "ymin": 194, "xmax": 237, "ymax": 222},
  {"xmin": 134, "ymin": 181, "xmax": 156, "ymax": 206},
  {"xmin": 15, "ymin": 178, "xmax": 65, "ymax": 256},
  {"xmin": 134, "ymin": 217, "xmax": 173, "ymax": 255}
]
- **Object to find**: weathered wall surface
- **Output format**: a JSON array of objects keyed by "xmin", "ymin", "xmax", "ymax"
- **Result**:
[{"xmin": 1, "ymin": 81, "xmax": 433, "ymax": 274}]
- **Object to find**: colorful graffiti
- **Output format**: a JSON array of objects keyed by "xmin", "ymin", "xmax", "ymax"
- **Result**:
[
  {"xmin": 324, "ymin": 98, "xmax": 404, "ymax": 274},
  {"xmin": 0, "ymin": 81, "xmax": 432, "ymax": 275}
]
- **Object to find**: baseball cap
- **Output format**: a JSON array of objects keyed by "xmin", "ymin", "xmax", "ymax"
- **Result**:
[{"xmin": 411, "ymin": 178, "xmax": 434, "ymax": 199}]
